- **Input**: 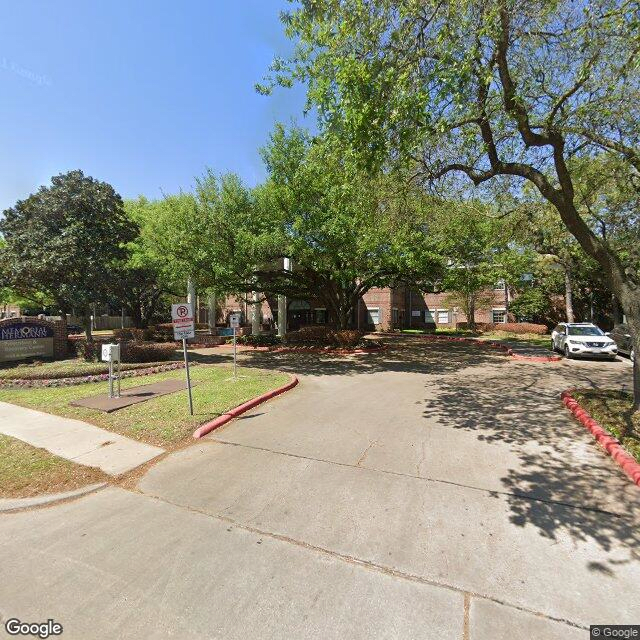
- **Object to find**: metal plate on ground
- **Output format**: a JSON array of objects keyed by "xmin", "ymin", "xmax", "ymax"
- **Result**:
[{"xmin": 70, "ymin": 379, "xmax": 199, "ymax": 413}]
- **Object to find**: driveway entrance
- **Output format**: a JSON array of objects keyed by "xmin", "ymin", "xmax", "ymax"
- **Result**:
[{"xmin": 0, "ymin": 336, "xmax": 637, "ymax": 639}]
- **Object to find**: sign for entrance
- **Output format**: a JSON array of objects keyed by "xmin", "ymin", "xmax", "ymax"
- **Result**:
[
  {"xmin": 0, "ymin": 321, "xmax": 54, "ymax": 362},
  {"xmin": 171, "ymin": 303, "xmax": 195, "ymax": 340}
]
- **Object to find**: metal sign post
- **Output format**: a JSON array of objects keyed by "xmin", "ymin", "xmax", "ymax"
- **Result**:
[
  {"xmin": 182, "ymin": 337, "xmax": 194, "ymax": 415},
  {"xmin": 229, "ymin": 313, "xmax": 240, "ymax": 380},
  {"xmin": 172, "ymin": 303, "xmax": 195, "ymax": 415},
  {"xmin": 101, "ymin": 343, "xmax": 121, "ymax": 399}
]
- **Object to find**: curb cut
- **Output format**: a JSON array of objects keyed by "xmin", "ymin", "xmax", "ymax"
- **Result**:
[
  {"xmin": 0, "ymin": 482, "xmax": 108, "ymax": 513},
  {"xmin": 414, "ymin": 334, "xmax": 561, "ymax": 362},
  {"xmin": 193, "ymin": 375, "xmax": 299, "ymax": 439},
  {"xmin": 561, "ymin": 389, "xmax": 640, "ymax": 486}
]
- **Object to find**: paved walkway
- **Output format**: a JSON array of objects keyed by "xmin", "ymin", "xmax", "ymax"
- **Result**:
[
  {"xmin": 0, "ymin": 402, "xmax": 163, "ymax": 475},
  {"xmin": 0, "ymin": 337, "xmax": 637, "ymax": 638}
]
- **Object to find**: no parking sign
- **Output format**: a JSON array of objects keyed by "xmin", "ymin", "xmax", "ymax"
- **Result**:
[{"xmin": 171, "ymin": 303, "xmax": 195, "ymax": 340}]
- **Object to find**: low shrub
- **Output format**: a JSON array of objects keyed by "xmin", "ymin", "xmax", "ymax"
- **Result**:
[
  {"xmin": 238, "ymin": 334, "xmax": 282, "ymax": 347},
  {"xmin": 149, "ymin": 324, "xmax": 176, "ymax": 342},
  {"xmin": 284, "ymin": 326, "xmax": 333, "ymax": 344},
  {"xmin": 483, "ymin": 322, "xmax": 548, "ymax": 335},
  {"xmin": 120, "ymin": 342, "xmax": 177, "ymax": 363},
  {"xmin": 113, "ymin": 327, "xmax": 154, "ymax": 342},
  {"xmin": 284, "ymin": 326, "xmax": 366, "ymax": 348},
  {"xmin": 330, "ymin": 329, "xmax": 364, "ymax": 348},
  {"xmin": 74, "ymin": 340, "xmax": 103, "ymax": 362}
]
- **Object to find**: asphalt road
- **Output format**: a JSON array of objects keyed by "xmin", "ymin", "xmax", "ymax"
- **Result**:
[{"xmin": 1, "ymin": 336, "xmax": 637, "ymax": 639}]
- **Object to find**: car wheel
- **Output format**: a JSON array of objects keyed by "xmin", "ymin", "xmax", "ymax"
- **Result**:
[{"xmin": 564, "ymin": 345, "xmax": 572, "ymax": 359}]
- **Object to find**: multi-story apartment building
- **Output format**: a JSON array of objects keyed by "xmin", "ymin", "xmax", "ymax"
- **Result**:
[{"xmin": 209, "ymin": 283, "xmax": 512, "ymax": 332}]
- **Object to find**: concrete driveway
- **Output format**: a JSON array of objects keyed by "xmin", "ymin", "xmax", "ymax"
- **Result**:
[{"xmin": 1, "ymin": 336, "xmax": 638, "ymax": 639}]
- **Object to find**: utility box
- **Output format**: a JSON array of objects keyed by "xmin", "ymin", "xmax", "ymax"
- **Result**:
[{"xmin": 101, "ymin": 343, "xmax": 121, "ymax": 363}]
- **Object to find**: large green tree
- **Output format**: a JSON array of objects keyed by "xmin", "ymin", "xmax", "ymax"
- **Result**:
[
  {"xmin": 0, "ymin": 170, "xmax": 137, "ymax": 339},
  {"xmin": 431, "ymin": 202, "xmax": 531, "ymax": 329},
  {"xmin": 159, "ymin": 127, "xmax": 442, "ymax": 328},
  {"xmin": 272, "ymin": 0, "xmax": 640, "ymax": 409}
]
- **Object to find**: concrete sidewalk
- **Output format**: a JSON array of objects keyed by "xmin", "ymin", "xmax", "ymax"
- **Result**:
[{"xmin": 0, "ymin": 401, "xmax": 163, "ymax": 475}]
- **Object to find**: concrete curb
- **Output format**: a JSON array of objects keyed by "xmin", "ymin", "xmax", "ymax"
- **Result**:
[
  {"xmin": 561, "ymin": 389, "xmax": 640, "ymax": 486},
  {"xmin": 0, "ymin": 482, "xmax": 108, "ymax": 513},
  {"xmin": 193, "ymin": 375, "xmax": 299, "ymax": 439},
  {"xmin": 414, "ymin": 334, "xmax": 561, "ymax": 362}
]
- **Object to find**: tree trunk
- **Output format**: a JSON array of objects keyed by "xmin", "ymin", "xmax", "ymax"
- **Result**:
[
  {"xmin": 208, "ymin": 293, "xmax": 217, "ymax": 334},
  {"xmin": 564, "ymin": 267, "xmax": 575, "ymax": 323},
  {"xmin": 467, "ymin": 295, "xmax": 476, "ymax": 331},
  {"xmin": 612, "ymin": 295, "xmax": 623, "ymax": 326},
  {"xmin": 83, "ymin": 310, "xmax": 93, "ymax": 342}
]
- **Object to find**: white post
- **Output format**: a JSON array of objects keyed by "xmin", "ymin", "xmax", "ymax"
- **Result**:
[
  {"xmin": 278, "ymin": 258, "xmax": 291, "ymax": 337},
  {"xmin": 208, "ymin": 293, "xmax": 217, "ymax": 335},
  {"xmin": 187, "ymin": 278, "xmax": 196, "ymax": 307},
  {"xmin": 252, "ymin": 291, "xmax": 260, "ymax": 335}
]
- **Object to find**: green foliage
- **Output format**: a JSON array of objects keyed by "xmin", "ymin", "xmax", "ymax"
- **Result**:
[
  {"xmin": 508, "ymin": 289, "xmax": 547, "ymax": 322},
  {"xmin": 152, "ymin": 126, "xmax": 442, "ymax": 328},
  {"xmin": 0, "ymin": 170, "xmax": 137, "ymax": 319},
  {"xmin": 237, "ymin": 334, "xmax": 282, "ymax": 347}
]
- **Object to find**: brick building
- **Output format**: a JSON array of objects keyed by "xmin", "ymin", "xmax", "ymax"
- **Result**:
[{"xmin": 210, "ymin": 283, "xmax": 512, "ymax": 332}]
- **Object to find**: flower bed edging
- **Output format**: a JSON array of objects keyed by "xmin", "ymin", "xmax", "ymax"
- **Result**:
[
  {"xmin": 561, "ymin": 389, "xmax": 640, "ymax": 486},
  {"xmin": 413, "ymin": 334, "xmax": 561, "ymax": 362},
  {"xmin": 193, "ymin": 374, "xmax": 299, "ymax": 439},
  {"xmin": 0, "ymin": 362, "xmax": 188, "ymax": 388}
]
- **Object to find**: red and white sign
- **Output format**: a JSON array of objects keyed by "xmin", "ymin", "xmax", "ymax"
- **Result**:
[{"xmin": 171, "ymin": 303, "xmax": 195, "ymax": 340}]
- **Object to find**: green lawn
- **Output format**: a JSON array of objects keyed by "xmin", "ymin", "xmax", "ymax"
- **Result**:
[
  {"xmin": 400, "ymin": 327, "xmax": 550, "ymax": 349},
  {"xmin": 0, "ymin": 358, "xmax": 179, "ymax": 380},
  {"xmin": 477, "ymin": 331, "xmax": 550, "ymax": 349},
  {"xmin": 573, "ymin": 390, "xmax": 640, "ymax": 463},
  {"xmin": 0, "ymin": 434, "xmax": 108, "ymax": 498},
  {"xmin": 0, "ymin": 365, "xmax": 290, "ymax": 447}
]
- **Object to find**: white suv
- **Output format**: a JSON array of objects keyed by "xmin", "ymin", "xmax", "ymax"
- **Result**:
[{"xmin": 551, "ymin": 323, "xmax": 618, "ymax": 360}]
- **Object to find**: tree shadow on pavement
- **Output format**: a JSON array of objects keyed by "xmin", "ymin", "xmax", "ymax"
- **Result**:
[
  {"xmin": 421, "ymin": 358, "xmax": 639, "ymax": 558},
  {"xmin": 189, "ymin": 334, "xmax": 508, "ymax": 378}
]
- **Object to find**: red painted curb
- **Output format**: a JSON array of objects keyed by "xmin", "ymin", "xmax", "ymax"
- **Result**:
[
  {"xmin": 560, "ymin": 389, "xmax": 640, "ymax": 486},
  {"xmin": 414, "ymin": 334, "xmax": 561, "ymax": 362},
  {"xmin": 192, "ymin": 375, "xmax": 299, "ymax": 439}
]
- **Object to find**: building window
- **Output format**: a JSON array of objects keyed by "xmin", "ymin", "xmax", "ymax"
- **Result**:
[
  {"xmin": 494, "ymin": 279, "xmax": 506, "ymax": 290},
  {"xmin": 315, "ymin": 308, "xmax": 327, "ymax": 324},
  {"xmin": 437, "ymin": 309, "xmax": 449, "ymax": 324},
  {"xmin": 392, "ymin": 308, "xmax": 399, "ymax": 324},
  {"xmin": 424, "ymin": 310, "xmax": 434, "ymax": 323},
  {"xmin": 367, "ymin": 308, "xmax": 381, "ymax": 325},
  {"xmin": 492, "ymin": 308, "xmax": 507, "ymax": 323}
]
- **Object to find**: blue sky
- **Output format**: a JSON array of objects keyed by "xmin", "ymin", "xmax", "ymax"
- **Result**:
[{"xmin": 0, "ymin": 0, "xmax": 309, "ymax": 211}]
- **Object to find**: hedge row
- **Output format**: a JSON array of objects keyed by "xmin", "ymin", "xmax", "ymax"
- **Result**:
[
  {"xmin": 0, "ymin": 362, "xmax": 188, "ymax": 388},
  {"xmin": 74, "ymin": 340, "xmax": 178, "ymax": 363}
]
